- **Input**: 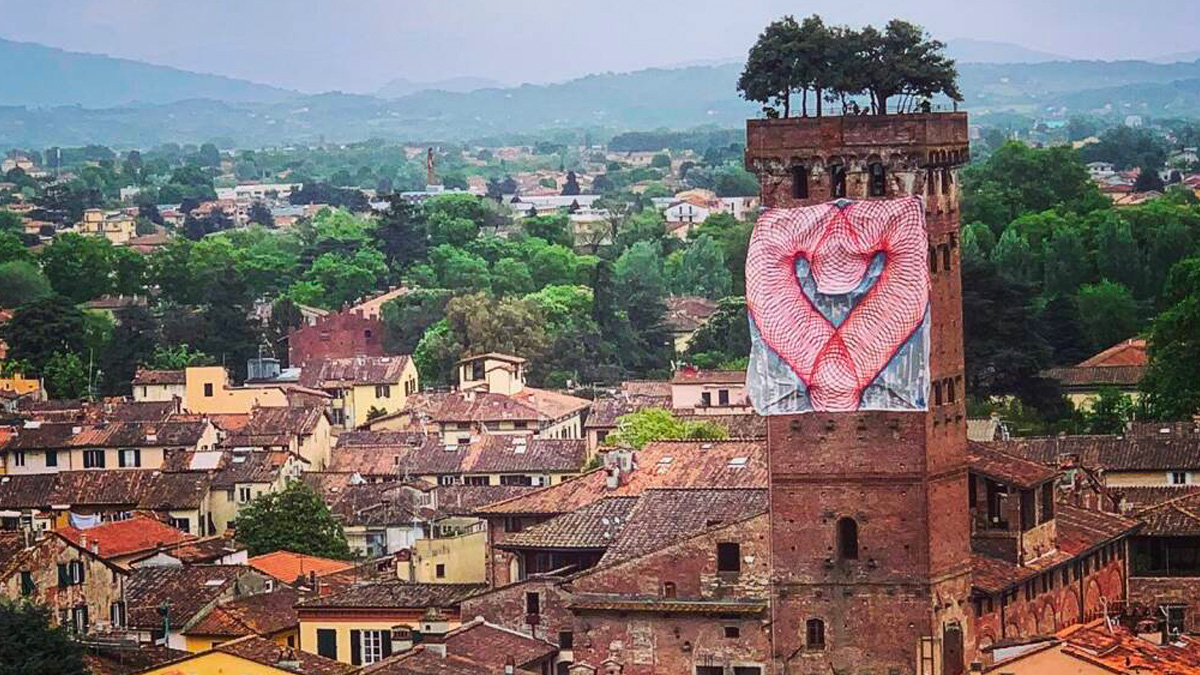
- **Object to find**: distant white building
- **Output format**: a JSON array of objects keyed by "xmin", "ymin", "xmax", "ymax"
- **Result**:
[
  {"xmin": 215, "ymin": 183, "xmax": 302, "ymax": 202},
  {"xmin": 1124, "ymin": 115, "xmax": 1144, "ymax": 128},
  {"xmin": 1087, "ymin": 161, "xmax": 1116, "ymax": 180}
]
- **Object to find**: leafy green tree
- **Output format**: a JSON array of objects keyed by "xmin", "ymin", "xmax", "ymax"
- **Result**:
[
  {"xmin": 427, "ymin": 212, "xmax": 479, "ymax": 247},
  {"xmin": 962, "ymin": 142, "xmax": 1104, "ymax": 233},
  {"xmin": 0, "ymin": 296, "xmax": 90, "ymax": 375},
  {"xmin": 294, "ymin": 248, "xmax": 387, "ymax": 309},
  {"xmin": 1076, "ymin": 280, "xmax": 1139, "ymax": 352},
  {"xmin": 0, "ymin": 261, "xmax": 51, "ymax": 308},
  {"xmin": 1133, "ymin": 165, "xmax": 1165, "ymax": 192},
  {"xmin": 491, "ymin": 257, "xmax": 535, "ymax": 297},
  {"xmin": 859, "ymin": 20, "xmax": 962, "ymax": 114},
  {"xmin": 1082, "ymin": 387, "xmax": 1133, "ymax": 434},
  {"xmin": 38, "ymin": 233, "xmax": 115, "ymax": 303},
  {"xmin": 0, "ymin": 599, "xmax": 88, "ymax": 675},
  {"xmin": 1035, "ymin": 295, "xmax": 1093, "ymax": 366},
  {"xmin": 0, "ymin": 210, "xmax": 22, "ymax": 234},
  {"xmin": 1141, "ymin": 259, "xmax": 1200, "ymax": 419},
  {"xmin": 417, "ymin": 244, "xmax": 491, "ymax": 292},
  {"xmin": 613, "ymin": 241, "xmax": 673, "ymax": 374},
  {"xmin": 1093, "ymin": 214, "xmax": 1143, "ymax": 292},
  {"xmin": 413, "ymin": 319, "xmax": 462, "ymax": 386},
  {"xmin": 561, "ymin": 171, "xmax": 581, "ymax": 196},
  {"xmin": 444, "ymin": 292, "xmax": 549, "ymax": 364},
  {"xmin": 691, "ymin": 212, "xmax": 753, "ymax": 295},
  {"xmin": 236, "ymin": 481, "xmax": 353, "ymax": 559},
  {"xmin": 685, "ymin": 296, "xmax": 752, "ymax": 365},
  {"xmin": 111, "ymin": 247, "xmax": 148, "ymax": 297},
  {"xmin": 381, "ymin": 289, "xmax": 453, "ymax": 355},
  {"xmin": 1042, "ymin": 226, "xmax": 1090, "ymax": 297},
  {"xmin": 604, "ymin": 408, "xmax": 729, "ymax": 450},
  {"xmin": 669, "ymin": 234, "xmax": 732, "ymax": 299},
  {"xmin": 522, "ymin": 215, "xmax": 574, "ymax": 248},
  {"xmin": 960, "ymin": 222, "xmax": 996, "ymax": 263},
  {"xmin": 990, "ymin": 228, "xmax": 1037, "ymax": 286},
  {"xmin": 148, "ymin": 343, "xmax": 214, "ymax": 370},
  {"xmin": 43, "ymin": 351, "xmax": 90, "ymax": 399},
  {"xmin": 98, "ymin": 305, "xmax": 157, "ymax": 395},
  {"xmin": 1081, "ymin": 126, "xmax": 1167, "ymax": 170},
  {"xmin": 529, "ymin": 243, "xmax": 584, "ymax": 289},
  {"xmin": 0, "ymin": 232, "xmax": 30, "ymax": 265},
  {"xmin": 374, "ymin": 198, "xmax": 427, "ymax": 271}
]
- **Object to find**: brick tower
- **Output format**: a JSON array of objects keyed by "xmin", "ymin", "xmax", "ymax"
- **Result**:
[{"xmin": 744, "ymin": 113, "xmax": 973, "ymax": 675}]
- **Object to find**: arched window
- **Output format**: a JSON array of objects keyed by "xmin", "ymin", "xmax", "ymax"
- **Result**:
[
  {"xmin": 837, "ymin": 517, "xmax": 859, "ymax": 560},
  {"xmin": 662, "ymin": 581, "xmax": 676, "ymax": 599},
  {"xmin": 945, "ymin": 378, "xmax": 956, "ymax": 403},
  {"xmin": 791, "ymin": 164, "xmax": 808, "ymax": 199},
  {"xmin": 926, "ymin": 168, "xmax": 937, "ymax": 195},
  {"xmin": 929, "ymin": 246, "xmax": 938, "ymax": 274},
  {"xmin": 868, "ymin": 162, "xmax": 886, "ymax": 197},
  {"xmin": 830, "ymin": 163, "xmax": 847, "ymax": 199},
  {"xmin": 941, "ymin": 167, "xmax": 953, "ymax": 195},
  {"xmin": 941, "ymin": 243, "xmax": 952, "ymax": 271},
  {"xmin": 933, "ymin": 381, "xmax": 943, "ymax": 406},
  {"xmin": 806, "ymin": 618, "xmax": 826, "ymax": 649}
]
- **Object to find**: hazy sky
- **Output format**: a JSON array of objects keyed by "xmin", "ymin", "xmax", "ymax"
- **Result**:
[{"xmin": 1, "ymin": 0, "xmax": 1197, "ymax": 93}]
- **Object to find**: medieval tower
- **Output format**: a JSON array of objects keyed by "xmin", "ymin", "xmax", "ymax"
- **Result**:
[{"xmin": 744, "ymin": 112, "xmax": 973, "ymax": 675}]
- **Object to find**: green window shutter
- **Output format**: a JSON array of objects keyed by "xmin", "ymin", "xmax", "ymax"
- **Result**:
[
  {"xmin": 350, "ymin": 630, "xmax": 362, "ymax": 666},
  {"xmin": 57, "ymin": 563, "xmax": 68, "ymax": 588},
  {"xmin": 381, "ymin": 631, "xmax": 393, "ymax": 657}
]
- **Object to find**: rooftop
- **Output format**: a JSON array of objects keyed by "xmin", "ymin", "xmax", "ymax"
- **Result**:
[
  {"xmin": 670, "ymin": 368, "xmax": 746, "ymax": 385},
  {"xmin": 983, "ymin": 434, "xmax": 1200, "ymax": 472},
  {"xmin": 296, "ymin": 581, "xmax": 484, "ymax": 610},
  {"xmin": 247, "ymin": 550, "xmax": 355, "ymax": 584},
  {"xmin": 477, "ymin": 439, "xmax": 767, "ymax": 516},
  {"xmin": 968, "ymin": 442, "xmax": 1058, "ymax": 489},
  {"xmin": 299, "ymin": 356, "xmax": 412, "ymax": 388},
  {"xmin": 131, "ymin": 369, "xmax": 186, "ymax": 386},
  {"xmin": 125, "ymin": 565, "xmax": 256, "ymax": 629},
  {"xmin": 183, "ymin": 587, "xmax": 301, "ymax": 639},
  {"xmin": 58, "ymin": 515, "xmax": 194, "ymax": 559}
]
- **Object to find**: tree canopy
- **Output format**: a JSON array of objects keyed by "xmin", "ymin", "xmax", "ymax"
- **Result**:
[{"xmin": 235, "ymin": 480, "xmax": 353, "ymax": 559}]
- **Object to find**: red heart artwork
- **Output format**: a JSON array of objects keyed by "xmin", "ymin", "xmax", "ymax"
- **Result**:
[{"xmin": 746, "ymin": 197, "xmax": 929, "ymax": 411}]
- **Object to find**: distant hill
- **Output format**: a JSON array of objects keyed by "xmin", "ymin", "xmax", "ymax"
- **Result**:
[
  {"xmin": 375, "ymin": 76, "xmax": 504, "ymax": 99},
  {"xmin": 946, "ymin": 39, "xmax": 1066, "ymax": 64},
  {"xmin": 1150, "ymin": 50, "xmax": 1200, "ymax": 64},
  {"xmin": 0, "ymin": 38, "xmax": 295, "ymax": 107},
  {"xmin": 7, "ymin": 57, "xmax": 1200, "ymax": 147}
]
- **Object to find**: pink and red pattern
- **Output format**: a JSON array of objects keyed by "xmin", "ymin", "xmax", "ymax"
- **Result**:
[{"xmin": 746, "ymin": 197, "xmax": 929, "ymax": 411}]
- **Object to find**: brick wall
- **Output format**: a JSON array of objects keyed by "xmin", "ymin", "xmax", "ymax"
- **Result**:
[{"xmin": 288, "ymin": 310, "xmax": 384, "ymax": 367}]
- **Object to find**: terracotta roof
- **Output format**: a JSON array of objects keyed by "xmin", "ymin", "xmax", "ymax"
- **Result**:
[
  {"xmin": 1132, "ymin": 490, "xmax": 1200, "ymax": 536},
  {"xmin": 677, "ymin": 412, "xmax": 766, "ymax": 438},
  {"xmin": 154, "ymin": 535, "xmax": 247, "ymax": 564},
  {"xmin": 331, "ymin": 434, "xmax": 587, "ymax": 477},
  {"xmin": 299, "ymin": 356, "xmax": 412, "ymax": 388},
  {"xmin": 968, "ymin": 441, "xmax": 1057, "ymax": 489},
  {"xmin": 984, "ymin": 435, "xmax": 1200, "ymax": 472},
  {"xmin": 209, "ymin": 635, "xmax": 355, "ymax": 675},
  {"xmin": 103, "ymin": 401, "xmax": 179, "ymax": 422},
  {"xmin": 296, "ymin": 581, "xmax": 484, "ymax": 610},
  {"xmin": 500, "ymin": 497, "xmax": 640, "ymax": 550},
  {"xmin": 1079, "ymin": 338, "xmax": 1147, "ymax": 367},
  {"xmin": 620, "ymin": 380, "xmax": 672, "ymax": 397},
  {"xmin": 456, "ymin": 352, "xmax": 526, "ymax": 365},
  {"xmin": 360, "ymin": 648, "xmax": 493, "ymax": 675},
  {"xmin": 321, "ymin": 482, "xmax": 421, "ymax": 528},
  {"xmin": 83, "ymin": 643, "xmax": 187, "ymax": 675},
  {"xmin": 58, "ymin": 515, "xmax": 194, "ymax": 559},
  {"xmin": 1051, "ymin": 618, "xmax": 1200, "ymax": 675},
  {"xmin": 125, "ymin": 565, "xmax": 258, "ymax": 629},
  {"xmin": 478, "ymin": 439, "xmax": 767, "ymax": 516},
  {"xmin": 663, "ymin": 295, "xmax": 719, "ymax": 333},
  {"xmin": 131, "ymin": 369, "xmax": 186, "ymax": 385},
  {"xmin": 248, "ymin": 551, "xmax": 355, "ymax": 584},
  {"xmin": 210, "ymin": 449, "xmax": 297, "ymax": 488},
  {"xmin": 184, "ymin": 587, "xmax": 301, "ymax": 638},
  {"xmin": 2, "ymin": 419, "xmax": 211, "ymax": 451},
  {"xmin": 0, "ymin": 470, "xmax": 211, "ymax": 510},
  {"xmin": 1042, "ymin": 364, "xmax": 1145, "ymax": 388},
  {"xmin": 972, "ymin": 504, "xmax": 1139, "ymax": 594},
  {"xmin": 429, "ymin": 485, "xmax": 538, "ymax": 519},
  {"xmin": 221, "ymin": 405, "xmax": 326, "ymax": 448},
  {"xmin": 584, "ymin": 395, "xmax": 667, "ymax": 429},
  {"xmin": 431, "ymin": 387, "xmax": 589, "ymax": 425},
  {"xmin": 599, "ymin": 488, "xmax": 768, "ymax": 566},
  {"xmin": 670, "ymin": 368, "xmax": 746, "ymax": 385}
]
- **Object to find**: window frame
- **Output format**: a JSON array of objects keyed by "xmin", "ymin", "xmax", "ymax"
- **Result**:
[{"xmin": 716, "ymin": 542, "xmax": 741, "ymax": 573}]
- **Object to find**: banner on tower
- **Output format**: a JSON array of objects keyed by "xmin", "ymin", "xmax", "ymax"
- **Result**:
[{"xmin": 745, "ymin": 197, "xmax": 930, "ymax": 415}]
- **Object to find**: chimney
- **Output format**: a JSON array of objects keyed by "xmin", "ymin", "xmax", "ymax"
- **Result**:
[
  {"xmin": 420, "ymin": 608, "xmax": 450, "ymax": 657},
  {"xmin": 390, "ymin": 626, "xmax": 414, "ymax": 652},
  {"xmin": 504, "ymin": 656, "xmax": 515, "ymax": 675},
  {"xmin": 277, "ymin": 646, "xmax": 301, "ymax": 671},
  {"xmin": 605, "ymin": 466, "xmax": 620, "ymax": 490}
]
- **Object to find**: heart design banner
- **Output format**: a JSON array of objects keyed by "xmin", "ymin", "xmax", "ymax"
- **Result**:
[{"xmin": 745, "ymin": 197, "xmax": 930, "ymax": 413}]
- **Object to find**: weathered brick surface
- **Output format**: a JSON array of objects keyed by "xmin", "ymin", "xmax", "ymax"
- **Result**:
[
  {"xmin": 747, "ymin": 113, "xmax": 974, "ymax": 675},
  {"xmin": 974, "ymin": 555, "xmax": 1126, "ymax": 648},
  {"xmin": 461, "ymin": 576, "xmax": 575, "ymax": 644},
  {"xmin": 0, "ymin": 533, "xmax": 125, "ymax": 632},
  {"xmin": 288, "ymin": 310, "xmax": 384, "ymax": 367}
]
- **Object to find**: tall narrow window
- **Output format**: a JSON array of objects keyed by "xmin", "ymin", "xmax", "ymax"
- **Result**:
[
  {"xmin": 526, "ymin": 591, "xmax": 541, "ymax": 615},
  {"xmin": 806, "ymin": 618, "xmax": 826, "ymax": 649},
  {"xmin": 791, "ymin": 165, "xmax": 808, "ymax": 199},
  {"xmin": 941, "ymin": 243, "xmax": 952, "ymax": 271},
  {"xmin": 830, "ymin": 164, "xmax": 847, "ymax": 199},
  {"xmin": 868, "ymin": 163, "xmax": 886, "ymax": 197},
  {"xmin": 717, "ymin": 542, "xmax": 741, "ymax": 573},
  {"xmin": 941, "ymin": 167, "xmax": 953, "ymax": 194},
  {"xmin": 1040, "ymin": 482, "xmax": 1055, "ymax": 524},
  {"xmin": 837, "ymin": 517, "xmax": 859, "ymax": 560}
]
